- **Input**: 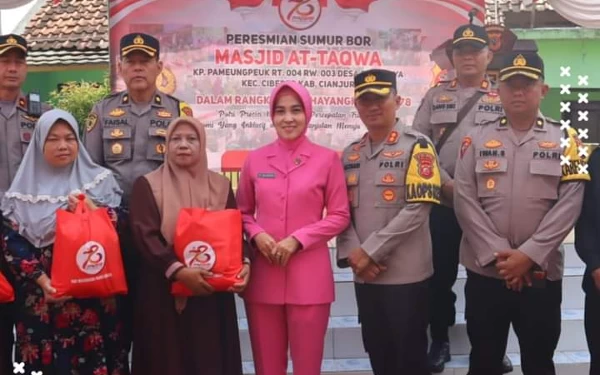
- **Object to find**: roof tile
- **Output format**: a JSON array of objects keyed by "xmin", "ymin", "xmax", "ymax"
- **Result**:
[{"xmin": 22, "ymin": 0, "xmax": 108, "ymax": 66}]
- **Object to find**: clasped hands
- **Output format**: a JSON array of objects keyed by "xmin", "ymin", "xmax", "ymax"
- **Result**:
[
  {"xmin": 494, "ymin": 249, "xmax": 535, "ymax": 292},
  {"xmin": 254, "ymin": 232, "xmax": 300, "ymax": 267},
  {"xmin": 348, "ymin": 248, "xmax": 386, "ymax": 281}
]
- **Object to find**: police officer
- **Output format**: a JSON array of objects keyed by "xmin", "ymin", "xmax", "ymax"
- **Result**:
[
  {"xmin": 412, "ymin": 23, "xmax": 513, "ymax": 373},
  {"xmin": 337, "ymin": 69, "xmax": 441, "ymax": 375},
  {"xmin": 0, "ymin": 33, "xmax": 50, "ymax": 374},
  {"xmin": 83, "ymin": 32, "xmax": 192, "ymax": 358},
  {"xmin": 454, "ymin": 51, "xmax": 587, "ymax": 375}
]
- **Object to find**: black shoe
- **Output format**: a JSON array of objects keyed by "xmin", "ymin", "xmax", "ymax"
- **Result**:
[
  {"xmin": 502, "ymin": 355, "xmax": 513, "ymax": 373},
  {"xmin": 428, "ymin": 340, "xmax": 451, "ymax": 373}
]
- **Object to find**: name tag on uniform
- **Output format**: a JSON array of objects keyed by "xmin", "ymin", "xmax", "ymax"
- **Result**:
[{"xmin": 257, "ymin": 172, "xmax": 276, "ymax": 179}]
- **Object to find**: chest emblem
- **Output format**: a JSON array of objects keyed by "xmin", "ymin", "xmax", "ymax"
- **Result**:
[
  {"xmin": 483, "ymin": 160, "xmax": 499, "ymax": 170},
  {"xmin": 157, "ymin": 109, "xmax": 173, "ymax": 118},
  {"xmin": 382, "ymin": 151, "xmax": 404, "ymax": 159},
  {"xmin": 538, "ymin": 141, "xmax": 557, "ymax": 149},
  {"xmin": 484, "ymin": 139, "xmax": 503, "ymax": 148},
  {"xmin": 109, "ymin": 108, "xmax": 126, "ymax": 117},
  {"xmin": 347, "ymin": 153, "xmax": 360, "ymax": 162}
]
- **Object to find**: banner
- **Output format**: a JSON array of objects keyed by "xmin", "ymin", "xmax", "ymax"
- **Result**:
[{"xmin": 109, "ymin": 0, "xmax": 485, "ymax": 170}]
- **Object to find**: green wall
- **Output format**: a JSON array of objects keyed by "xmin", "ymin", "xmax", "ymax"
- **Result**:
[
  {"xmin": 512, "ymin": 28, "xmax": 600, "ymax": 123},
  {"xmin": 22, "ymin": 67, "xmax": 108, "ymax": 103}
]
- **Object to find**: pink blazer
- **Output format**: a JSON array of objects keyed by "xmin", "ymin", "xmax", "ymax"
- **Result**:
[{"xmin": 236, "ymin": 138, "xmax": 350, "ymax": 305}]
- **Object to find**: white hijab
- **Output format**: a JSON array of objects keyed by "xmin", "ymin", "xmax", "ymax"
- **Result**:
[{"xmin": 1, "ymin": 109, "xmax": 122, "ymax": 247}]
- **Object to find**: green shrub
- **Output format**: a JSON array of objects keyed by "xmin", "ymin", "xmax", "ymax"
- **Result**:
[{"xmin": 48, "ymin": 76, "xmax": 111, "ymax": 134}]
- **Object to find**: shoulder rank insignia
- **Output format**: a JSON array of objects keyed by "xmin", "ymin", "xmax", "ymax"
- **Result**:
[
  {"xmin": 121, "ymin": 94, "xmax": 129, "ymax": 104},
  {"xmin": 561, "ymin": 127, "xmax": 591, "ymax": 182},
  {"xmin": 405, "ymin": 138, "xmax": 441, "ymax": 204}
]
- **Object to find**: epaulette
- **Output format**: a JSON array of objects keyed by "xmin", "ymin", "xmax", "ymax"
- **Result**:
[
  {"xmin": 546, "ymin": 117, "xmax": 561, "ymax": 126},
  {"xmin": 416, "ymin": 137, "xmax": 429, "ymax": 149},
  {"xmin": 166, "ymin": 93, "xmax": 182, "ymax": 104},
  {"xmin": 103, "ymin": 91, "xmax": 121, "ymax": 100},
  {"xmin": 481, "ymin": 116, "xmax": 505, "ymax": 127}
]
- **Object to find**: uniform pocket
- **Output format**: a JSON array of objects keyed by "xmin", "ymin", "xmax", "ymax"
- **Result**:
[
  {"xmin": 475, "ymin": 158, "xmax": 508, "ymax": 197},
  {"xmin": 527, "ymin": 160, "xmax": 561, "ymax": 200},
  {"xmin": 102, "ymin": 127, "xmax": 132, "ymax": 161},
  {"xmin": 374, "ymin": 170, "xmax": 404, "ymax": 208},
  {"xmin": 146, "ymin": 127, "xmax": 167, "ymax": 162}
]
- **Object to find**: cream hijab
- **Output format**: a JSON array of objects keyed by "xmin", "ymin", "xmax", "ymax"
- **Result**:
[{"xmin": 145, "ymin": 117, "xmax": 230, "ymax": 244}]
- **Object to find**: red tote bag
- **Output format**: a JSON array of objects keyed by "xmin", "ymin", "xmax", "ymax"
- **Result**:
[
  {"xmin": 51, "ymin": 197, "xmax": 128, "ymax": 298},
  {"xmin": 171, "ymin": 208, "xmax": 243, "ymax": 295},
  {"xmin": 0, "ymin": 272, "xmax": 14, "ymax": 303}
]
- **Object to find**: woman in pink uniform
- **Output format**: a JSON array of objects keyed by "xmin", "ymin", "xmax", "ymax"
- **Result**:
[{"xmin": 236, "ymin": 81, "xmax": 350, "ymax": 375}]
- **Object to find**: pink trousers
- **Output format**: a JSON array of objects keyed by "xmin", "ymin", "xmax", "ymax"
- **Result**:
[{"xmin": 245, "ymin": 302, "xmax": 331, "ymax": 375}]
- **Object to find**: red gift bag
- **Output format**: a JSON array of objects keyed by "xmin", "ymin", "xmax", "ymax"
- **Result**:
[
  {"xmin": 51, "ymin": 196, "xmax": 128, "ymax": 298},
  {"xmin": 171, "ymin": 208, "xmax": 243, "ymax": 295},
  {"xmin": 0, "ymin": 272, "xmax": 14, "ymax": 303}
]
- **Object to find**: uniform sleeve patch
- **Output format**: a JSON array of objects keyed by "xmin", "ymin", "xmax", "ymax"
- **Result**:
[
  {"xmin": 180, "ymin": 102, "xmax": 193, "ymax": 117},
  {"xmin": 405, "ymin": 140, "xmax": 441, "ymax": 204},
  {"xmin": 561, "ymin": 127, "xmax": 591, "ymax": 182},
  {"xmin": 460, "ymin": 136, "xmax": 472, "ymax": 159},
  {"xmin": 86, "ymin": 112, "xmax": 98, "ymax": 132}
]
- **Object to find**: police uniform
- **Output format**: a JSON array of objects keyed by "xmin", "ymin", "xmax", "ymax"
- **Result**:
[
  {"xmin": 454, "ymin": 52, "xmax": 587, "ymax": 375},
  {"xmin": 337, "ymin": 69, "xmax": 441, "ymax": 375},
  {"xmin": 0, "ymin": 34, "xmax": 50, "ymax": 374},
  {"xmin": 411, "ymin": 24, "xmax": 507, "ymax": 364},
  {"xmin": 82, "ymin": 33, "xmax": 192, "ymax": 356}
]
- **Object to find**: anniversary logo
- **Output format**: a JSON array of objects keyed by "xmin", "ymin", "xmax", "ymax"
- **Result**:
[{"xmin": 109, "ymin": 0, "xmax": 485, "ymax": 169}]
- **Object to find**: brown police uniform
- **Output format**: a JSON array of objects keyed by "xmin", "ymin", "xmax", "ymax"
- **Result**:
[
  {"xmin": 337, "ymin": 68, "xmax": 441, "ymax": 375},
  {"xmin": 411, "ymin": 24, "xmax": 505, "ymax": 350},
  {"xmin": 84, "ymin": 90, "xmax": 192, "ymax": 202},
  {"xmin": 454, "ymin": 51, "xmax": 588, "ymax": 375},
  {"xmin": 337, "ymin": 122, "xmax": 439, "ymax": 285}
]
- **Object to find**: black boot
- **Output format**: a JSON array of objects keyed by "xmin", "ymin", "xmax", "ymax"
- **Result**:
[
  {"xmin": 502, "ymin": 355, "xmax": 513, "ymax": 373},
  {"xmin": 428, "ymin": 340, "xmax": 451, "ymax": 373}
]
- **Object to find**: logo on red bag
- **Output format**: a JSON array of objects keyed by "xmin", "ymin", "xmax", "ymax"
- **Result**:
[
  {"xmin": 76, "ymin": 241, "xmax": 106, "ymax": 275},
  {"xmin": 184, "ymin": 241, "xmax": 216, "ymax": 271}
]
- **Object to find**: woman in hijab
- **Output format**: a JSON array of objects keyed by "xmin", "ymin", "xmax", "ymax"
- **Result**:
[
  {"xmin": 128, "ymin": 117, "xmax": 248, "ymax": 375},
  {"xmin": 1, "ymin": 109, "xmax": 128, "ymax": 374},
  {"xmin": 236, "ymin": 81, "xmax": 350, "ymax": 375}
]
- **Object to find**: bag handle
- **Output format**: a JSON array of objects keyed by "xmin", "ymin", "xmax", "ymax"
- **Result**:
[{"xmin": 75, "ymin": 194, "xmax": 88, "ymax": 215}]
